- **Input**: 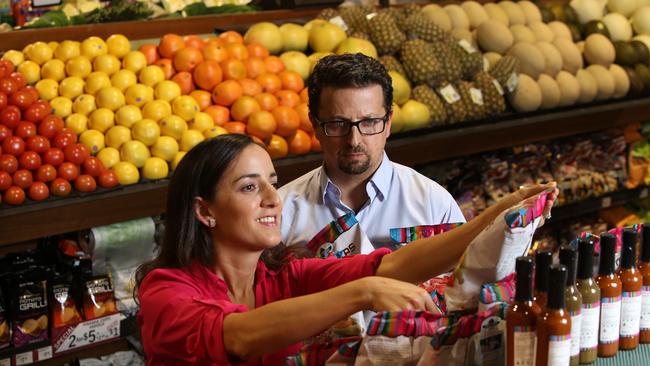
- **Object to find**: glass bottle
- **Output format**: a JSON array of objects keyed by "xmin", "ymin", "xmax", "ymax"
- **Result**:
[
  {"xmin": 507, "ymin": 256, "xmax": 539, "ymax": 366},
  {"xmin": 559, "ymin": 245, "xmax": 582, "ymax": 366},
  {"xmin": 618, "ymin": 228, "xmax": 642, "ymax": 350},
  {"xmin": 597, "ymin": 233, "xmax": 622, "ymax": 357},
  {"xmin": 576, "ymin": 238, "xmax": 600, "ymax": 364},
  {"xmin": 535, "ymin": 250, "xmax": 552, "ymax": 310},
  {"xmin": 536, "ymin": 265, "xmax": 571, "ymax": 366},
  {"xmin": 641, "ymin": 225, "xmax": 650, "ymax": 343}
]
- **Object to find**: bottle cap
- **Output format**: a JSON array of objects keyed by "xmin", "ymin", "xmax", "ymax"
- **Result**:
[
  {"xmin": 577, "ymin": 238, "xmax": 595, "ymax": 280},
  {"xmin": 535, "ymin": 250, "xmax": 552, "ymax": 292},
  {"xmin": 515, "ymin": 256, "xmax": 534, "ymax": 302},
  {"xmin": 642, "ymin": 225, "xmax": 650, "ymax": 263},
  {"xmin": 621, "ymin": 228, "xmax": 637, "ymax": 269},
  {"xmin": 559, "ymin": 245, "xmax": 578, "ymax": 286},
  {"xmin": 548, "ymin": 265, "xmax": 567, "ymax": 310},
  {"xmin": 599, "ymin": 233, "xmax": 617, "ymax": 276}
]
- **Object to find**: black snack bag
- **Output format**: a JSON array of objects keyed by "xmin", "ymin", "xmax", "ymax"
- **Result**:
[
  {"xmin": 50, "ymin": 275, "xmax": 82, "ymax": 328},
  {"xmin": 83, "ymin": 275, "xmax": 117, "ymax": 320},
  {"xmin": 12, "ymin": 270, "xmax": 49, "ymax": 348},
  {"xmin": 0, "ymin": 286, "xmax": 9, "ymax": 349}
]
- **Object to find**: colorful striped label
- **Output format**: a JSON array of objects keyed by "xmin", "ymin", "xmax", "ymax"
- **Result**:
[
  {"xmin": 514, "ymin": 325, "xmax": 534, "ymax": 332},
  {"xmin": 641, "ymin": 286, "xmax": 650, "ymax": 331},
  {"xmin": 306, "ymin": 213, "xmax": 358, "ymax": 258},
  {"xmin": 621, "ymin": 291, "xmax": 642, "ymax": 337},
  {"xmin": 569, "ymin": 311, "xmax": 582, "ymax": 357},
  {"xmin": 599, "ymin": 296, "xmax": 621, "ymax": 344},
  {"xmin": 548, "ymin": 334, "xmax": 571, "ymax": 366},
  {"xmin": 504, "ymin": 191, "xmax": 549, "ymax": 228},
  {"xmin": 389, "ymin": 223, "xmax": 462, "ymax": 244},
  {"xmin": 580, "ymin": 303, "xmax": 600, "ymax": 350}
]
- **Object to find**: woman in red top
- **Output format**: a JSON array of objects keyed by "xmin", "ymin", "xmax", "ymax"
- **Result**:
[{"xmin": 136, "ymin": 134, "xmax": 555, "ymax": 365}]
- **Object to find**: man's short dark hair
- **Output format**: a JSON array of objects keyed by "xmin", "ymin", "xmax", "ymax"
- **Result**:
[{"xmin": 307, "ymin": 53, "xmax": 393, "ymax": 119}]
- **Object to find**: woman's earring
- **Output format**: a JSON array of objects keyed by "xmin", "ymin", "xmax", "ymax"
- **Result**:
[{"xmin": 207, "ymin": 218, "xmax": 216, "ymax": 228}]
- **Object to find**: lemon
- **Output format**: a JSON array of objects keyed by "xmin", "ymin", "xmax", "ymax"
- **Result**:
[
  {"xmin": 120, "ymin": 140, "xmax": 150, "ymax": 168},
  {"xmin": 204, "ymin": 126, "xmax": 228, "ymax": 138},
  {"xmin": 48, "ymin": 41, "xmax": 59, "ymax": 53},
  {"xmin": 51, "ymin": 97, "xmax": 73, "ymax": 118},
  {"xmin": 124, "ymin": 83, "xmax": 153, "ymax": 107},
  {"xmin": 84, "ymin": 71, "xmax": 111, "ymax": 95},
  {"xmin": 151, "ymin": 136, "xmax": 179, "ymax": 162},
  {"xmin": 97, "ymin": 147, "xmax": 120, "ymax": 169},
  {"xmin": 142, "ymin": 100, "xmax": 171, "ymax": 122},
  {"xmin": 160, "ymin": 115, "xmax": 188, "ymax": 140},
  {"xmin": 17, "ymin": 61, "xmax": 41, "ymax": 84},
  {"xmin": 59, "ymin": 76, "xmax": 85, "ymax": 99},
  {"xmin": 81, "ymin": 36, "xmax": 108, "ymax": 61},
  {"xmin": 106, "ymin": 34, "xmax": 131, "ymax": 59},
  {"xmin": 25, "ymin": 42, "xmax": 53, "ymax": 65},
  {"xmin": 110, "ymin": 69, "xmax": 137, "ymax": 92},
  {"xmin": 93, "ymin": 54, "xmax": 121, "ymax": 75},
  {"xmin": 188, "ymin": 111, "xmax": 214, "ymax": 132},
  {"xmin": 180, "ymin": 129, "xmax": 205, "ymax": 152},
  {"xmin": 65, "ymin": 113, "xmax": 88, "ymax": 135},
  {"xmin": 115, "ymin": 105, "xmax": 142, "ymax": 128},
  {"xmin": 40, "ymin": 59, "xmax": 66, "ymax": 81},
  {"xmin": 172, "ymin": 96, "xmax": 199, "ymax": 121},
  {"xmin": 154, "ymin": 80, "xmax": 181, "ymax": 102},
  {"xmin": 105, "ymin": 125, "xmax": 132, "ymax": 149},
  {"xmin": 171, "ymin": 151, "xmax": 186, "ymax": 171},
  {"xmin": 88, "ymin": 108, "xmax": 115, "ymax": 133},
  {"xmin": 54, "ymin": 40, "xmax": 81, "ymax": 62},
  {"xmin": 35, "ymin": 79, "xmax": 59, "ymax": 100},
  {"xmin": 96, "ymin": 86, "xmax": 125, "ymax": 111},
  {"xmin": 142, "ymin": 157, "xmax": 169, "ymax": 180},
  {"xmin": 79, "ymin": 129, "xmax": 105, "ymax": 154},
  {"xmin": 2, "ymin": 50, "xmax": 24, "ymax": 66},
  {"xmin": 122, "ymin": 51, "xmax": 147, "ymax": 73},
  {"xmin": 131, "ymin": 118, "xmax": 160, "ymax": 146},
  {"xmin": 72, "ymin": 94, "xmax": 96, "ymax": 116},
  {"xmin": 65, "ymin": 56, "xmax": 92, "ymax": 78},
  {"xmin": 113, "ymin": 161, "xmax": 140, "ymax": 185},
  {"xmin": 138, "ymin": 65, "xmax": 165, "ymax": 87}
]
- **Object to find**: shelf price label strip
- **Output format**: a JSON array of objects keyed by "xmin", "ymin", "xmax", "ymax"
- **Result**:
[{"xmin": 53, "ymin": 313, "xmax": 124, "ymax": 355}]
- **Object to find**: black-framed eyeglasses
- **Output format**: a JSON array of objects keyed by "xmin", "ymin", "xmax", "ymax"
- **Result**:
[{"xmin": 313, "ymin": 111, "xmax": 390, "ymax": 137}]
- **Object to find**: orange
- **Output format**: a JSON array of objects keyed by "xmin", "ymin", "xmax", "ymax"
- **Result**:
[
  {"xmin": 171, "ymin": 71, "xmax": 195, "ymax": 95},
  {"xmin": 300, "ymin": 87, "xmax": 308, "ymax": 103},
  {"xmin": 193, "ymin": 60, "xmax": 222, "ymax": 91},
  {"xmin": 226, "ymin": 43, "xmax": 249, "ymax": 61},
  {"xmin": 203, "ymin": 44, "xmax": 229, "ymax": 63},
  {"xmin": 220, "ymin": 59, "xmax": 246, "ymax": 80},
  {"xmin": 224, "ymin": 121, "xmax": 246, "ymax": 134},
  {"xmin": 205, "ymin": 37, "xmax": 224, "ymax": 48},
  {"xmin": 246, "ymin": 110, "xmax": 277, "ymax": 140},
  {"xmin": 264, "ymin": 56, "xmax": 285, "ymax": 74},
  {"xmin": 288, "ymin": 129, "xmax": 311, "ymax": 155},
  {"xmin": 159, "ymin": 34, "xmax": 185, "ymax": 59},
  {"xmin": 184, "ymin": 35, "xmax": 205, "ymax": 50},
  {"xmin": 244, "ymin": 57, "xmax": 267, "ymax": 79},
  {"xmin": 204, "ymin": 105, "xmax": 229, "ymax": 126},
  {"xmin": 230, "ymin": 96, "xmax": 260, "ymax": 122},
  {"xmin": 256, "ymin": 73, "xmax": 282, "ymax": 94},
  {"xmin": 295, "ymin": 102, "xmax": 313, "ymax": 132},
  {"xmin": 250, "ymin": 135, "xmax": 265, "ymax": 146},
  {"xmin": 155, "ymin": 58, "xmax": 175, "ymax": 80},
  {"xmin": 247, "ymin": 42, "xmax": 270, "ymax": 59},
  {"xmin": 272, "ymin": 106, "xmax": 300, "ymax": 137},
  {"xmin": 255, "ymin": 92, "xmax": 279, "ymax": 111},
  {"xmin": 219, "ymin": 31, "xmax": 244, "ymax": 45},
  {"xmin": 190, "ymin": 90, "xmax": 213, "ymax": 111},
  {"xmin": 238, "ymin": 78, "xmax": 262, "ymax": 97},
  {"xmin": 174, "ymin": 47, "xmax": 204, "ymax": 73},
  {"xmin": 311, "ymin": 133, "xmax": 321, "ymax": 152},
  {"xmin": 267, "ymin": 134, "xmax": 288, "ymax": 159},
  {"xmin": 139, "ymin": 44, "xmax": 159, "ymax": 65},
  {"xmin": 212, "ymin": 80, "xmax": 242, "ymax": 106},
  {"xmin": 279, "ymin": 71, "xmax": 305, "ymax": 93},
  {"xmin": 275, "ymin": 90, "xmax": 301, "ymax": 108}
]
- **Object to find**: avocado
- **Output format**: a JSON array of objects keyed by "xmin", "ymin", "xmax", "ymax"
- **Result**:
[
  {"xmin": 582, "ymin": 20, "xmax": 611, "ymax": 39},
  {"xmin": 563, "ymin": 5, "xmax": 579, "ymax": 24},
  {"xmin": 540, "ymin": 6, "xmax": 555, "ymax": 23},
  {"xmin": 635, "ymin": 64, "xmax": 650, "ymax": 92},
  {"xmin": 614, "ymin": 41, "xmax": 638, "ymax": 66},
  {"xmin": 568, "ymin": 23, "xmax": 583, "ymax": 42},
  {"xmin": 632, "ymin": 40, "xmax": 650, "ymax": 65},
  {"xmin": 625, "ymin": 67, "xmax": 645, "ymax": 96}
]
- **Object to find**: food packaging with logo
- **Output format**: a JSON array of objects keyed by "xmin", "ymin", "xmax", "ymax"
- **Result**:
[{"xmin": 83, "ymin": 275, "xmax": 117, "ymax": 320}]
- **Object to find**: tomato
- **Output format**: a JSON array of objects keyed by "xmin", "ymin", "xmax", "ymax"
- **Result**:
[
  {"xmin": 28, "ymin": 181, "xmax": 49, "ymax": 201},
  {"xmin": 22, "ymin": 86, "xmax": 39, "ymax": 101},
  {"xmin": 74, "ymin": 174, "xmax": 96, "ymax": 193},
  {"xmin": 9, "ymin": 73, "xmax": 27, "ymax": 90},
  {"xmin": 24, "ymin": 102, "xmax": 49, "ymax": 123},
  {"xmin": 51, "ymin": 132, "xmax": 75, "ymax": 149},
  {"xmin": 0, "ymin": 92, "xmax": 6, "ymax": 110},
  {"xmin": 0, "ymin": 60, "xmax": 15, "ymax": 75},
  {"xmin": 15, "ymin": 121, "xmax": 37, "ymax": 139},
  {"xmin": 10, "ymin": 90, "xmax": 36, "ymax": 110},
  {"xmin": 19, "ymin": 151, "xmax": 41, "ymax": 170},
  {"xmin": 82, "ymin": 156, "xmax": 105, "ymax": 177},
  {"xmin": 0, "ymin": 105, "xmax": 21, "ymax": 129},
  {"xmin": 35, "ymin": 164, "xmax": 57, "ymax": 182},
  {"xmin": 3, "ymin": 186, "xmax": 25, "ymax": 205},
  {"xmin": 58, "ymin": 162, "xmax": 79, "ymax": 181},
  {"xmin": 26, "ymin": 135, "xmax": 50, "ymax": 153},
  {"xmin": 42, "ymin": 148, "xmax": 64, "ymax": 166},
  {"xmin": 38, "ymin": 115, "xmax": 64, "ymax": 139},
  {"xmin": 12, "ymin": 169, "xmax": 32, "ymax": 189},
  {"xmin": 2, "ymin": 136, "xmax": 25, "ymax": 156},
  {"xmin": 64, "ymin": 144, "xmax": 89, "ymax": 165},
  {"xmin": 0, "ymin": 171, "xmax": 11, "ymax": 191},
  {"xmin": 0, "ymin": 78, "xmax": 18, "ymax": 95},
  {"xmin": 98, "ymin": 169, "xmax": 119, "ymax": 188},
  {"xmin": 0, "ymin": 154, "xmax": 18, "ymax": 173},
  {"xmin": 0, "ymin": 125, "xmax": 12, "ymax": 143},
  {"xmin": 50, "ymin": 178, "xmax": 71, "ymax": 197}
]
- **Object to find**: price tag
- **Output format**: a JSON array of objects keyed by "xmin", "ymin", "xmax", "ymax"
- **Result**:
[
  {"xmin": 438, "ymin": 84, "xmax": 461, "ymax": 104},
  {"xmin": 492, "ymin": 79, "xmax": 505, "ymax": 95},
  {"xmin": 506, "ymin": 72, "xmax": 518, "ymax": 93},
  {"xmin": 640, "ymin": 188, "xmax": 648, "ymax": 199},
  {"xmin": 54, "ymin": 313, "xmax": 122, "ymax": 354},
  {"xmin": 601, "ymin": 197, "xmax": 612, "ymax": 208},
  {"xmin": 470, "ymin": 88, "xmax": 484, "ymax": 105},
  {"xmin": 37, "ymin": 346, "xmax": 53, "ymax": 361},
  {"xmin": 329, "ymin": 16, "xmax": 348, "ymax": 32},
  {"xmin": 15, "ymin": 352, "xmax": 33, "ymax": 366},
  {"xmin": 0, "ymin": 358, "xmax": 10, "ymax": 366},
  {"xmin": 458, "ymin": 39, "xmax": 476, "ymax": 54},
  {"xmin": 366, "ymin": 12, "xmax": 377, "ymax": 20}
]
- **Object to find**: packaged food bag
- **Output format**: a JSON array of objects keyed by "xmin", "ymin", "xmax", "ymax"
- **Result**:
[
  {"xmin": 12, "ymin": 271, "xmax": 49, "ymax": 347},
  {"xmin": 285, "ymin": 336, "xmax": 362, "ymax": 366},
  {"xmin": 0, "ymin": 287, "xmax": 9, "ymax": 349}
]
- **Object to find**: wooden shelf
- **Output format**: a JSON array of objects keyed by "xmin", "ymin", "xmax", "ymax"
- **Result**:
[{"xmin": 36, "ymin": 338, "xmax": 130, "ymax": 366}]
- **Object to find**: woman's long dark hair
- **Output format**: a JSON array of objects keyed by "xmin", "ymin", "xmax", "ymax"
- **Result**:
[{"xmin": 134, "ymin": 135, "xmax": 301, "ymax": 297}]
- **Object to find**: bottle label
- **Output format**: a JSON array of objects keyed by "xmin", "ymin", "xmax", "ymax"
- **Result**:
[
  {"xmin": 599, "ymin": 296, "xmax": 622, "ymax": 344},
  {"xmin": 620, "ymin": 290, "xmax": 642, "ymax": 337},
  {"xmin": 569, "ymin": 310, "xmax": 581, "ymax": 357},
  {"xmin": 580, "ymin": 302, "xmax": 600, "ymax": 350},
  {"xmin": 513, "ymin": 328, "xmax": 536, "ymax": 366},
  {"xmin": 642, "ymin": 286, "xmax": 650, "ymax": 331},
  {"xmin": 547, "ymin": 334, "xmax": 571, "ymax": 366}
]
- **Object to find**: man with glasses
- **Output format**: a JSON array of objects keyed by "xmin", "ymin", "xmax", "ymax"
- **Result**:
[{"xmin": 279, "ymin": 53, "xmax": 465, "ymax": 257}]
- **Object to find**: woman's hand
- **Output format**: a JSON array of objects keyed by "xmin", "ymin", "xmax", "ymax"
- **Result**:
[{"xmin": 358, "ymin": 276, "xmax": 438, "ymax": 313}]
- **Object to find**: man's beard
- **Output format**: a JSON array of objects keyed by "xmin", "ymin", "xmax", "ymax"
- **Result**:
[{"xmin": 338, "ymin": 147, "xmax": 371, "ymax": 175}]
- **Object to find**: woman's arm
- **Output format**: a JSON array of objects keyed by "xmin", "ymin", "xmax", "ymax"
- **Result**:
[{"xmin": 376, "ymin": 183, "xmax": 555, "ymax": 284}]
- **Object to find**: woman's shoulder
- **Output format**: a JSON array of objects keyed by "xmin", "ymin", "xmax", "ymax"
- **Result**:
[{"xmin": 139, "ymin": 263, "xmax": 224, "ymax": 298}]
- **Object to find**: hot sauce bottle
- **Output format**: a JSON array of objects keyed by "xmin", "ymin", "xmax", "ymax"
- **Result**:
[
  {"xmin": 535, "ymin": 250, "xmax": 552, "ymax": 310},
  {"xmin": 576, "ymin": 238, "xmax": 600, "ymax": 364},
  {"xmin": 536, "ymin": 265, "xmax": 571, "ymax": 366},
  {"xmin": 507, "ymin": 256, "xmax": 539, "ymax": 366},
  {"xmin": 559, "ymin": 246, "xmax": 582, "ymax": 366},
  {"xmin": 597, "ymin": 233, "xmax": 622, "ymax": 357},
  {"xmin": 618, "ymin": 228, "xmax": 642, "ymax": 350},
  {"xmin": 641, "ymin": 225, "xmax": 650, "ymax": 343}
]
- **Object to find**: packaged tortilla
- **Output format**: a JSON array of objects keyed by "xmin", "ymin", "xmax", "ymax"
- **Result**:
[
  {"xmin": 0, "ymin": 287, "xmax": 9, "ymax": 349},
  {"xmin": 50, "ymin": 276, "xmax": 82, "ymax": 328},
  {"xmin": 83, "ymin": 275, "xmax": 117, "ymax": 320},
  {"xmin": 12, "ymin": 271, "xmax": 49, "ymax": 348}
]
